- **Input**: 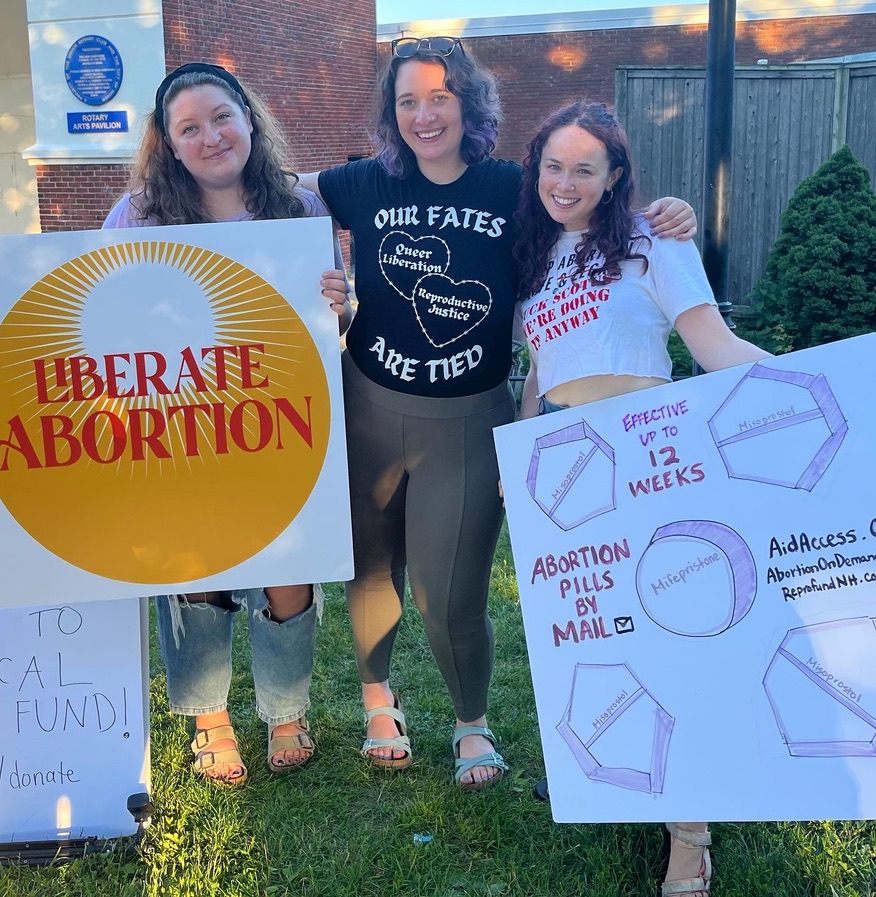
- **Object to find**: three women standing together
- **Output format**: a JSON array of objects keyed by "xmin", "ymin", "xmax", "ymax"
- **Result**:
[{"xmin": 106, "ymin": 34, "xmax": 729, "ymax": 897}]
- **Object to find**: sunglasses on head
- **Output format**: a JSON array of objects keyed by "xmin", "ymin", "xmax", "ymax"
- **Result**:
[{"xmin": 391, "ymin": 36, "xmax": 465, "ymax": 58}]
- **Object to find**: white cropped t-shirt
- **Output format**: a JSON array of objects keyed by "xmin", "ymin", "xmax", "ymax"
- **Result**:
[{"xmin": 518, "ymin": 219, "xmax": 716, "ymax": 396}]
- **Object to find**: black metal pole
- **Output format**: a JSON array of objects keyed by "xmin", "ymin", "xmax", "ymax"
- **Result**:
[{"xmin": 702, "ymin": 0, "xmax": 737, "ymax": 331}]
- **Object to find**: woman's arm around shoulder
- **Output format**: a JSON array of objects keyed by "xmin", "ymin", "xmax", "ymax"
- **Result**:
[
  {"xmin": 643, "ymin": 197, "xmax": 697, "ymax": 240},
  {"xmin": 674, "ymin": 303, "xmax": 772, "ymax": 373},
  {"xmin": 296, "ymin": 172, "xmax": 323, "ymax": 201}
]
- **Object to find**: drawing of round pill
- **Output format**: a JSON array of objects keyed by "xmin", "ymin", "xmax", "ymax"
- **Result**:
[{"xmin": 635, "ymin": 520, "xmax": 757, "ymax": 636}]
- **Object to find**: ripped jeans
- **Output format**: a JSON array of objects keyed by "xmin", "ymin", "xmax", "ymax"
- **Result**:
[{"xmin": 155, "ymin": 588, "xmax": 319, "ymax": 726}]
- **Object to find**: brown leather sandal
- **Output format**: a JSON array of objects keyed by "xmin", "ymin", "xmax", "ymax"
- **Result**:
[
  {"xmin": 191, "ymin": 724, "xmax": 248, "ymax": 786},
  {"xmin": 267, "ymin": 717, "xmax": 314, "ymax": 772}
]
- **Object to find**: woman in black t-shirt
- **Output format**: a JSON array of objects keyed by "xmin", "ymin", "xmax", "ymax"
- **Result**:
[{"xmin": 301, "ymin": 37, "xmax": 697, "ymax": 789}]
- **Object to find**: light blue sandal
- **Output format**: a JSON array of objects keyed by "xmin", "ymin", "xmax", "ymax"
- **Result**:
[
  {"xmin": 360, "ymin": 700, "xmax": 412, "ymax": 769},
  {"xmin": 452, "ymin": 725, "xmax": 508, "ymax": 790}
]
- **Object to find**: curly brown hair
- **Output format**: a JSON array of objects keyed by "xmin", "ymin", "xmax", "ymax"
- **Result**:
[
  {"xmin": 126, "ymin": 70, "xmax": 305, "ymax": 225},
  {"xmin": 513, "ymin": 101, "xmax": 649, "ymax": 300}
]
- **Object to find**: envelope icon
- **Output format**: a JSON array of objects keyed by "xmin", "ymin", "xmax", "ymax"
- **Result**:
[{"xmin": 614, "ymin": 616, "xmax": 635, "ymax": 634}]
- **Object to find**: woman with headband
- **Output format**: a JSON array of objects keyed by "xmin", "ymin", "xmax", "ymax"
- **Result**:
[
  {"xmin": 299, "ymin": 37, "xmax": 697, "ymax": 789},
  {"xmin": 104, "ymin": 63, "xmax": 352, "ymax": 785}
]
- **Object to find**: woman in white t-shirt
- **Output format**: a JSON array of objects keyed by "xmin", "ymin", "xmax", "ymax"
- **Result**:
[{"xmin": 514, "ymin": 100, "xmax": 771, "ymax": 897}]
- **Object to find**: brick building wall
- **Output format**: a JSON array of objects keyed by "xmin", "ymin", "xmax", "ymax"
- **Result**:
[
  {"xmin": 36, "ymin": 166, "xmax": 129, "ymax": 233},
  {"xmin": 162, "ymin": 0, "xmax": 375, "ymax": 172},
  {"xmin": 36, "ymin": 7, "xmax": 876, "ymax": 231},
  {"xmin": 379, "ymin": 12, "xmax": 876, "ymax": 165},
  {"xmin": 37, "ymin": 0, "xmax": 376, "ymax": 232}
]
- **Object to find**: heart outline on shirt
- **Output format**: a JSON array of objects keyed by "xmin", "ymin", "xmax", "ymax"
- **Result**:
[
  {"xmin": 410, "ymin": 272, "xmax": 492, "ymax": 348},
  {"xmin": 378, "ymin": 231, "xmax": 450, "ymax": 300}
]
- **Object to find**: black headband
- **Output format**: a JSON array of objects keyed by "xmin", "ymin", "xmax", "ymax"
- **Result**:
[{"xmin": 154, "ymin": 63, "xmax": 248, "ymax": 135}]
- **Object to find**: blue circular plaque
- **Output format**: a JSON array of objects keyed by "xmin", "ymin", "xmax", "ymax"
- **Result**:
[{"xmin": 64, "ymin": 35, "xmax": 123, "ymax": 106}]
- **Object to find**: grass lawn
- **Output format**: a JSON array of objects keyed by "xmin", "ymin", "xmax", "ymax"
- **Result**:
[{"xmin": 2, "ymin": 526, "xmax": 875, "ymax": 896}]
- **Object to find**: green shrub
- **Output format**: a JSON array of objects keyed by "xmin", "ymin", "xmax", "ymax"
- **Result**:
[
  {"xmin": 668, "ymin": 330, "xmax": 694, "ymax": 378},
  {"xmin": 746, "ymin": 144, "xmax": 876, "ymax": 352}
]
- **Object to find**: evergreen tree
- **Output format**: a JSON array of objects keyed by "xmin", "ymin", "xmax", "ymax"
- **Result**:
[{"xmin": 747, "ymin": 144, "xmax": 876, "ymax": 352}]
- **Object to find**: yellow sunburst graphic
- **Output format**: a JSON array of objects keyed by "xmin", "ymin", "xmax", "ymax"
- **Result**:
[{"xmin": 0, "ymin": 241, "xmax": 330, "ymax": 584}]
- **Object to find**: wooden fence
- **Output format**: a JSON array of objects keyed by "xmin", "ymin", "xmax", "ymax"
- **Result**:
[{"xmin": 615, "ymin": 61, "xmax": 876, "ymax": 312}]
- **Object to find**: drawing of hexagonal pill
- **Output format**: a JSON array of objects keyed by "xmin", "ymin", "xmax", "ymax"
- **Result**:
[
  {"xmin": 557, "ymin": 661, "xmax": 674, "ymax": 793},
  {"xmin": 636, "ymin": 520, "xmax": 757, "ymax": 637},
  {"xmin": 526, "ymin": 420, "xmax": 615, "ymax": 531},
  {"xmin": 708, "ymin": 363, "xmax": 847, "ymax": 491},
  {"xmin": 764, "ymin": 617, "xmax": 876, "ymax": 757}
]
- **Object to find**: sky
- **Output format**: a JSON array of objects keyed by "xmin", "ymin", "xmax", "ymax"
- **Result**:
[{"xmin": 376, "ymin": 0, "xmax": 703, "ymax": 25}]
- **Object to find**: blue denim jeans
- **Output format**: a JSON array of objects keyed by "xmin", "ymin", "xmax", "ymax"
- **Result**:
[
  {"xmin": 538, "ymin": 395, "xmax": 569, "ymax": 415},
  {"xmin": 155, "ymin": 588, "xmax": 317, "ymax": 726}
]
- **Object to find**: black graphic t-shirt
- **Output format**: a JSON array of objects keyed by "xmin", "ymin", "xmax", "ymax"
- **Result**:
[{"xmin": 319, "ymin": 157, "xmax": 521, "ymax": 397}]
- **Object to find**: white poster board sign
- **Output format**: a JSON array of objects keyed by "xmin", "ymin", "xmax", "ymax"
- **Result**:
[
  {"xmin": 0, "ymin": 218, "xmax": 353, "ymax": 607},
  {"xmin": 0, "ymin": 598, "xmax": 148, "ymax": 842},
  {"xmin": 494, "ymin": 334, "xmax": 876, "ymax": 822}
]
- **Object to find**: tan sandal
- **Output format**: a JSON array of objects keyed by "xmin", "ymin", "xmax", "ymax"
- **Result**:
[
  {"xmin": 360, "ymin": 698, "xmax": 412, "ymax": 770},
  {"xmin": 191, "ymin": 724, "xmax": 247, "ymax": 786},
  {"xmin": 662, "ymin": 823, "xmax": 712, "ymax": 896},
  {"xmin": 267, "ymin": 717, "xmax": 314, "ymax": 773}
]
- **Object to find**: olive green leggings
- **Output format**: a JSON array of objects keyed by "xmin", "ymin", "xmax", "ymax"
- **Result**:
[{"xmin": 342, "ymin": 352, "xmax": 515, "ymax": 722}]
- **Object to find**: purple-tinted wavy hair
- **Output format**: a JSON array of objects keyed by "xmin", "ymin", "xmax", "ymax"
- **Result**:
[
  {"xmin": 372, "ymin": 44, "xmax": 501, "ymax": 178},
  {"xmin": 513, "ymin": 101, "xmax": 649, "ymax": 300}
]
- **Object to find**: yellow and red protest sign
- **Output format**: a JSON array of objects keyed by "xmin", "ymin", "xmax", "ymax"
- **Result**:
[{"xmin": 0, "ymin": 218, "xmax": 352, "ymax": 605}]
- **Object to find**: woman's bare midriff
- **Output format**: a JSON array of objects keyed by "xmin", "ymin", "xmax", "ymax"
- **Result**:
[{"xmin": 545, "ymin": 373, "xmax": 670, "ymax": 408}]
